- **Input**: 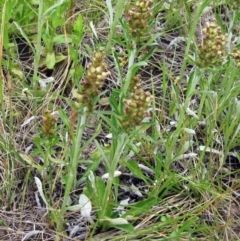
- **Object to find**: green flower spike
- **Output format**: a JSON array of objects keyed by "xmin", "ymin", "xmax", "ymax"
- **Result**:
[
  {"xmin": 197, "ymin": 18, "xmax": 227, "ymax": 67},
  {"xmin": 77, "ymin": 50, "xmax": 110, "ymax": 111},
  {"xmin": 122, "ymin": 81, "xmax": 153, "ymax": 129}
]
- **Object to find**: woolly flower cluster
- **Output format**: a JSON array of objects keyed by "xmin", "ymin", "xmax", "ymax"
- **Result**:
[
  {"xmin": 122, "ymin": 80, "xmax": 153, "ymax": 129},
  {"xmin": 42, "ymin": 110, "xmax": 57, "ymax": 139},
  {"xmin": 197, "ymin": 19, "xmax": 227, "ymax": 67},
  {"xmin": 77, "ymin": 50, "xmax": 110, "ymax": 111},
  {"xmin": 125, "ymin": 0, "xmax": 153, "ymax": 40}
]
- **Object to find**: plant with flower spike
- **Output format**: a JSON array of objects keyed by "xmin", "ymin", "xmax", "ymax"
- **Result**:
[
  {"xmin": 42, "ymin": 110, "xmax": 57, "ymax": 139},
  {"xmin": 197, "ymin": 18, "xmax": 228, "ymax": 67},
  {"xmin": 125, "ymin": 0, "xmax": 153, "ymax": 42},
  {"xmin": 122, "ymin": 79, "xmax": 153, "ymax": 129},
  {"xmin": 76, "ymin": 50, "xmax": 110, "ymax": 111},
  {"xmin": 55, "ymin": 50, "xmax": 110, "ymax": 233}
]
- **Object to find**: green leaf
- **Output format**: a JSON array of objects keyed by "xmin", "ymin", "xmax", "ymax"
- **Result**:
[
  {"xmin": 72, "ymin": 65, "xmax": 84, "ymax": 82},
  {"xmin": 46, "ymin": 52, "xmax": 56, "ymax": 69},
  {"xmin": 52, "ymin": 17, "xmax": 65, "ymax": 28},
  {"xmin": 77, "ymin": 158, "xmax": 101, "ymax": 186},
  {"xmin": 66, "ymin": 204, "xmax": 82, "ymax": 211},
  {"xmin": 139, "ymin": 47, "xmax": 155, "ymax": 62},
  {"xmin": 111, "ymin": 224, "xmax": 134, "ymax": 233},
  {"xmin": 95, "ymin": 177, "xmax": 106, "ymax": 207},
  {"xmin": 112, "ymin": 51, "xmax": 123, "ymax": 83},
  {"xmin": 55, "ymin": 53, "xmax": 67, "ymax": 63},
  {"xmin": 103, "ymin": 217, "xmax": 128, "ymax": 225},
  {"xmin": 125, "ymin": 160, "xmax": 149, "ymax": 184},
  {"xmin": 73, "ymin": 15, "xmax": 82, "ymax": 28},
  {"xmin": 53, "ymin": 34, "xmax": 73, "ymax": 44},
  {"xmin": 73, "ymin": 14, "xmax": 84, "ymax": 44},
  {"xmin": 89, "ymin": 21, "xmax": 98, "ymax": 40},
  {"xmin": 13, "ymin": 21, "xmax": 35, "ymax": 53},
  {"xmin": 69, "ymin": 45, "xmax": 79, "ymax": 63},
  {"xmin": 43, "ymin": 0, "xmax": 65, "ymax": 16},
  {"xmin": 122, "ymin": 197, "xmax": 157, "ymax": 218},
  {"xmin": 130, "ymin": 61, "xmax": 148, "ymax": 71},
  {"xmin": 58, "ymin": 108, "xmax": 70, "ymax": 129},
  {"xmin": 48, "ymin": 157, "xmax": 66, "ymax": 165},
  {"xmin": 94, "ymin": 141, "xmax": 110, "ymax": 171},
  {"xmin": 19, "ymin": 153, "xmax": 43, "ymax": 171},
  {"xmin": 108, "ymin": 93, "xmax": 121, "ymax": 115},
  {"xmin": 106, "ymin": 0, "xmax": 113, "ymax": 24}
]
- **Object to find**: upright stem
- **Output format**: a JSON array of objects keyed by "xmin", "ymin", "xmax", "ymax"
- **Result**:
[
  {"xmin": 32, "ymin": 0, "xmax": 44, "ymax": 113},
  {"xmin": 57, "ymin": 107, "xmax": 88, "ymax": 232},
  {"xmin": 105, "ymin": 0, "xmax": 125, "ymax": 52},
  {"xmin": 100, "ymin": 133, "xmax": 128, "ymax": 219},
  {"xmin": 0, "ymin": 1, "xmax": 7, "ymax": 128},
  {"xmin": 123, "ymin": 42, "xmax": 137, "ymax": 94}
]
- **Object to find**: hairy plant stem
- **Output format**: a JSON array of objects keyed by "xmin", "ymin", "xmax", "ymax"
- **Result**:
[
  {"xmin": 122, "ymin": 41, "xmax": 137, "ymax": 96},
  {"xmin": 45, "ymin": 142, "xmax": 55, "ymax": 196},
  {"xmin": 100, "ymin": 133, "xmax": 128, "ymax": 220},
  {"xmin": 56, "ymin": 107, "xmax": 88, "ymax": 234},
  {"xmin": 32, "ymin": 0, "xmax": 43, "ymax": 114}
]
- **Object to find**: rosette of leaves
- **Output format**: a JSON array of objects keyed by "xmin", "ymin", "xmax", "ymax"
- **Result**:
[
  {"xmin": 77, "ymin": 50, "xmax": 110, "ymax": 111},
  {"xmin": 197, "ymin": 18, "xmax": 227, "ymax": 67},
  {"xmin": 125, "ymin": 0, "xmax": 153, "ymax": 41},
  {"xmin": 121, "ymin": 82, "xmax": 153, "ymax": 129},
  {"xmin": 229, "ymin": 49, "xmax": 240, "ymax": 68}
]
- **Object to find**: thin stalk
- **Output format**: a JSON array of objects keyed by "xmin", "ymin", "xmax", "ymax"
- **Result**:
[
  {"xmin": 0, "ymin": 1, "xmax": 7, "ymax": 128},
  {"xmin": 105, "ymin": 0, "xmax": 125, "ymax": 52},
  {"xmin": 45, "ymin": 142, "xmax": 55, "ymax": 196},
  {"xmin": 57, "ymin": 107, "xmax": 88, "ymax": 232},
  {"xmin": 100, "ymin": 133, "xmax": 128, "ymax": 219},
  {"xmin": 122, "ymin": 41, "xmax": 137, "ymax": 96},
  {"xmin": 32, "ymin": 0, "xmax": 44, "ymax": 113}
]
